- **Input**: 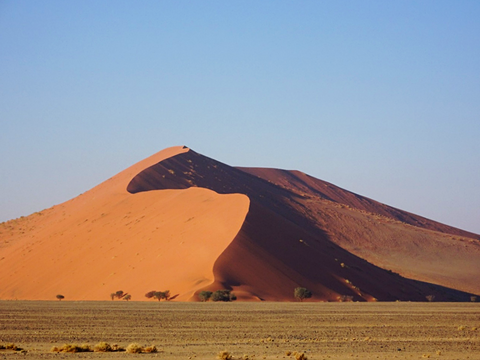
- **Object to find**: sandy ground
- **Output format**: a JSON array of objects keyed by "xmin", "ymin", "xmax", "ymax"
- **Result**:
[{"xmin": 0, "ymin": 301, "xmax": 479, "ymax": 360}]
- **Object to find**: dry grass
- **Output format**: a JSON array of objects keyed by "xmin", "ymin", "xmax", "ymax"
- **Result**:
[
  {"xmin": 126, "ymin": 343, "xmax": 143, "ymax": 354},
  {"xmin": 93, "ymin": 341, "xmax": 112, "ymax": 352},
  {"xmin": 0, "ymin": 343, "xmax": 20, "ymax": 351},
  {"xmin": 51, "ymin": 344, "xmax": 91, "ymax": 353},
  {"xmin": 294, "ymin": 352, "xmax": 307, "ymax": 360},
  {"xmin": 218, "ymin": 350, "xmax": 233, "ymax": 360},
  {"xmin": 143, "ymin": 345, "xmax": 158, "ymax": 353}
]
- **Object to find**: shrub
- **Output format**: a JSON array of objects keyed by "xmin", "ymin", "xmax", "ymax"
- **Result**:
[
  {"xmin": 110, "ymin": 293, "xmax": 116, "ymax": 300},
  {"xmin": 3, "ymin": 343, "xmax": 20, "ymax": 351},
  {"xmin": 143, "ymin": 345, "xmax": 157, "ymax": 353},
  {"xmin": 471, "ymin": 296, "xmax": 477, "ymax": 302},
  {"xmin": 126, "ymin": 343, "xmax": 143, "ymax": 354},
  {"xmin": 339, "ymin": 295, "xmax": 354, "ymax": 302},
  {"xmin": 93, "ymin": 342, "xmax": 111, "ymax": 352},
  {"xmin": 217, "ymin": 351, "xmax": 232, "ymax": 360},
  {"xmin": 153, "ymin": 290, "xmax": 170, "ymax": 301},
  {"xmin": 294, "ymin": 287, "xmax": 312, "ymax": 302},
  {"xmin": 199, "ymin": 291, "xmax": 213, "ymax": 302},
  {"xmin": 145, "ymin": 290, "xmax": 156, "ymax": 299},
  {"xmin": 56, "ymin": 294, "xmax": 65, "ymax": 301},
  {"xmin": 51, "ymin": 344, "xmax": 91, "ymax": 353},
  {"xmin": 123, "ymin": 294, "xmax": 132, "ymax": 301},
  {"xmin": 212, "ymin": 290, "xmax": 233, "ymax": 302},
  {"xmin": 425, "ymin": 295, "xmax": 435, "ymax": 302},
  {"xmin": 295, "ymin": 352, "xmax": 307, "ymax": 360}
]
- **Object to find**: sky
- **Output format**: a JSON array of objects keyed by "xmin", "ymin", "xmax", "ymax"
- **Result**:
[{"xmin": 1, "ymin": 1, "xmax": 479, "ymax": 234}]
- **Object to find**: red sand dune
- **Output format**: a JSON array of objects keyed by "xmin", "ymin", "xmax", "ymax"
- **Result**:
[{"xmin": 0, "ymin": 146, "xmax": 479, "ymax": 301}]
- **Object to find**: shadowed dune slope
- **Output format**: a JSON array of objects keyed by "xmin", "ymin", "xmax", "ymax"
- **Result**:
[{"xmin": 127, "ymin": 149, "xmax": 480, "ymax": 300}]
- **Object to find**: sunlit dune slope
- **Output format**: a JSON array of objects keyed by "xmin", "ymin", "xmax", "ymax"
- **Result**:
[{"xmin": 0, "ymin": 146, "xmax": 249, "ymax": 300}]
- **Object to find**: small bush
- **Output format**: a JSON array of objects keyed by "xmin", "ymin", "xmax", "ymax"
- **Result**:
[
  {"xmin": 123, "ymin": 294, "xmax": 132, "ymax": 301},
  {"xmin": 2, "ymin": 343, "xmax": 21, "ymax": 351},
  {"xmin": 217, "ymin": 350, "xmax": 232, "ymax": 360},
  {"xmin": 339, "ymin": 295, "xmax": 354, "ymax": 302},
  {"xmin": 199, "ymin": 291, "xmax": 213, "ymax": 302},
  {"xmin": 153, "ymin": 290, "xmax": 171, "ymax": 301},
  {"xmin": 294, "ymin": 287, "xmax": 312, "ymax": 302},
  {"xmin": 145, "ymin": 290, "xmax": 156, "ymax": 299},
  {"xmin": 126, "ymin": 343, "xmax": 143, "ymax": 354},
  {"xmin": 51, "ymin": 344, "xmax": 91, "ymax": 353},
  {"xmin": 471, "ymin": 296, "xmax": 477, "ymax": 302},
  {"xmin": 93, "ymin": 342, "xmax": 111, "ymax": 352},
  {"xmin": 111, "ymin": 344, "xmax": 125, "ymax": 351},
  {"xmin": 212, "ymin": 290, "xmax": 233, "ymax": 302},
  {"xmin": 143, "ymin": 345, "xmax": 157, "ymax": 353},
  {"xmin": 56, "ymin": 294, "xmax": 65, "ymax": 301},
  {"xmin": 285, "ymin": 351, "xmax": 292, "ymax": 356},
  {"xmin": 295, "ymin": 352, "xmax": 307, "ymax": 360},
  {"xmin": 425, "ymin": 295, "xmax": 435, "ymax": 302}
]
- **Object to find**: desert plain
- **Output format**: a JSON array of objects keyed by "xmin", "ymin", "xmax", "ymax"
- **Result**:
[{"xmin": 1, "ymin": 301, "xmax": 479, "ymax": 360}]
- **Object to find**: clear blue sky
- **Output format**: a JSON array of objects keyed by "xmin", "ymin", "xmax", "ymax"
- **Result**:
[{"xmin": 1, "ymin": 1, "xmax": 479, "ymax": 234}]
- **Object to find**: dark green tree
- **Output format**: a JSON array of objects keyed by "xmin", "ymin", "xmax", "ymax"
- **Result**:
[
  {"xmin": 294, "ymin": 287, "xmax": 312, "ymax": 302},
  {"xmin": 198, "ymin": 291, "xmax": 213, "ymax": 302}
]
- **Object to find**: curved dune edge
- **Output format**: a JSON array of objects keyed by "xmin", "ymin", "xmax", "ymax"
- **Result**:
[{"xmin": 0, "ymin": 146, "xmax": 250, "ymax": 301}]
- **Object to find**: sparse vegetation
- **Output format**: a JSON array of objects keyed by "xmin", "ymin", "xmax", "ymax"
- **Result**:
[
  {"xmin": 110, "ymin": 290, "xmax": 129, "ymax": 300},
  {"xmin": 217, "ymin": 350, "xmax": 233, "ymax": 360},
  {"xmin": 295, "ymin": 352, "xmax": 307, "ymax": 360},
  {"xmin": 339, "ymin": 295, "xmax": 354, "ymax": 302},
  {"xmin": 153, "ymin": 290, "xmax": 171, "ymax": 301},
  {"xmin": 143, "ymin": 345, "xmax": 157, "ymax": 353},
  {"xmin": 294, "ymin": 287, "xmax": 312, "ymax": 302},
  {"xmin": 211, "ymin": 290, "xmax": 236, "ymax": 302},
  {"xmin": 425, "ymin": 295, "xmax": 435, "ymax": 302},
  {"xmin": 93, "ymin": 342, "xmax": 111, "ymax": 352},
  {"xmin": 145, "ymin": 290, "xmax": 156, "ymax": 299},
  {"xmin": 126, "ymin": 343, "xmax": 143, "ymax": 353},
  {"xmin": 199, "ymin": 290, "xmax": 213, "ymax": 302},
  {"xmin": 56, "ymin": 294, "xmax": 64, "ymax": 301},
  {"xmin": 0, "ymin": 343, "xmax": 22, "ymax": 351},
  {"xmin": 471, "ymin": 296, "xmax": 477, "ymax": 302},
  {"xmin": 51, "ymin": 344, "xmax": 91, "ymax": 353},
  {"xmin": 123, "ymin": 294, "xmax": 132, "ymax": 301}
]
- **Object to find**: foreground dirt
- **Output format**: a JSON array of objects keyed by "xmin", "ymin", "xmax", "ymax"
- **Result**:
[{"xmin": 0, "ymin": 301, "xmax": 479, "ymax": 360}]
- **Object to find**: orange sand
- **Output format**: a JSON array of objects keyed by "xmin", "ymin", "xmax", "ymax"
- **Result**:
[{"xmin": 1, "ymin": 146, "xmax": 478, "ymax": 301}]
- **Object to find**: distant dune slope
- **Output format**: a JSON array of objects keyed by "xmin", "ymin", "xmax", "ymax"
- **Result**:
[{"xmin": 1, "ymin": 146, "xmax": 478, "ymax": 301}]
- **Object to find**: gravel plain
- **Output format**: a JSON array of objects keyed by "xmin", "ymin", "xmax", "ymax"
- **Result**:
[{"xmin": 0, "ymin": 301, "xmax": 479, "ymax": 360}]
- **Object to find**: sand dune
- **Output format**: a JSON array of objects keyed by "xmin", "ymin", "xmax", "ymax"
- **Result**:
[{"xmin": 0, "ymin": 146, "xmax": 478, "ymax": 301}]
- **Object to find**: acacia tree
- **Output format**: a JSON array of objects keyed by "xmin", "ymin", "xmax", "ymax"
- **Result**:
[
  {"xmin": 198, "ymin": 291, "xmax": 213, "ymax": 302},
  {"xmin": 294, "ymin": 287, "xmax": 312, "ymax": 302},
  {"xmin": 56, "ymin": 294, "xmax": 65, "ymax": 301},
  {"xmin": 211, "ymin": 290, "xmax": 236, "ymax": 302},
  {"xmin": 145, "ymin": 290, "xmax": 156, "ymax": 299},
  {"xmin": 152, "ymin": 290, "xmax": 171, "ymax": 301}
]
